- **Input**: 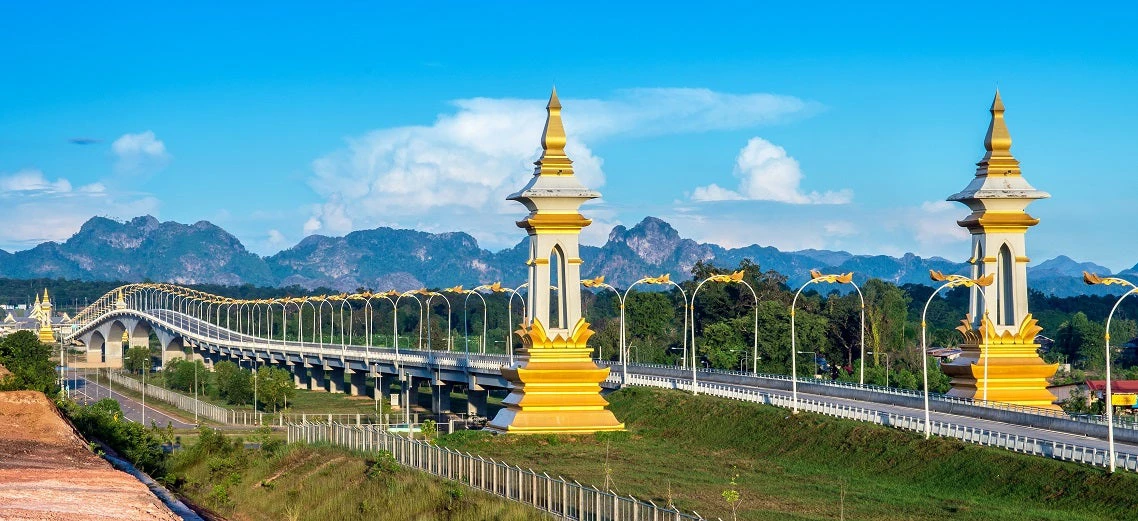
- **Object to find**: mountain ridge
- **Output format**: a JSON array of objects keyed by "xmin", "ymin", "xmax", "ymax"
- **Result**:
[{"xmin": 0, "ymin": 215, "xmax": 1127, "ymax": 297}]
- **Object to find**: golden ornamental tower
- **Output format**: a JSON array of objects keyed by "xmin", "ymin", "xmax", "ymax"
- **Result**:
[
  {"xmin": 38, "ymin": 289, "xmax": 55, "ymax": 343},
  {"xmin": 486, "ymin": 88, "xmax": 624, "ymax": 434},
  {"xmin": 941, "ymin": 91, "xmax": 1059, "ymax": 409}
]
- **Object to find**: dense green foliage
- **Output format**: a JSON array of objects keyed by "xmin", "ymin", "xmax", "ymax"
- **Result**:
[
  {"xmin": 0, "ymin": 330, "xmax": 60, "ymax": 394},
  {"xmin": 123, "ymin": 346, "xmax": 151, "ymax": 374},
  {"xmin": 162, "ymin": 358, "xmax": 208, "ymax": 395},
  {"xmin": 59, "ymin": 397, "xmax": 171, "ymax": 476}
]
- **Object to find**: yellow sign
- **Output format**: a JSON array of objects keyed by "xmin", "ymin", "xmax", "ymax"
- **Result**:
[{"xmin": 1111, "ymin": 394, "xmax": 1137, "ymax": 407}]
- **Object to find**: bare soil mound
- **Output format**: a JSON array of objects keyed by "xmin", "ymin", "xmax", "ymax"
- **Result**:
[{"xmin": 0, "ymin": 391, "xmax": 179, "ymax": 520}]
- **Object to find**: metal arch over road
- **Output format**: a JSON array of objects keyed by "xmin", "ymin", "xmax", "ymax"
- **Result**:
[{"xmin": 65, "ymin": 283, "xmax": 1138, "ymax": 470}]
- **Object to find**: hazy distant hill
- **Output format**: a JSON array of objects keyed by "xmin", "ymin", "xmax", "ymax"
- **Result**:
[{"xmin": 0, "ymin": 215, "xmax": 1126, "ymax": 296}]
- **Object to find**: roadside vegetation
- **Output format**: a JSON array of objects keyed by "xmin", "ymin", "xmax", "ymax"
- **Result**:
[
  {"xmin": 0, "ymin": 330, "xmax": 59, "ymax": 394},
  {"xmin": 166, "ymin": 426, "xmax": 542, "ymax": 520}
]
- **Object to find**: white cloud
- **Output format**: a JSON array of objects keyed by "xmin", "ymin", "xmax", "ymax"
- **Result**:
[
  {"xmin": 692, "ymin": 137, "xmax": 852, "ymax": 204},
  {"xmin": 0, "ymin": 169, "xmax": 159, "ymax": 249},
  {"xmin": 305, "ymin": 89, "xmax": 813, "ymax": 249},
  {"xmin": 0, "ymin": 169, "xmax": 72, "ymax": 193},
  {"xmin": 266, "ymin": 229, "xmax": 288, "ymax": 246},
  {"xmin": 912, "ymin": 200, "xmax": 970, "ymax": 249},
  {"xmin": 112, "ymin": 131, "xmax": 170, "ymax": 173}
]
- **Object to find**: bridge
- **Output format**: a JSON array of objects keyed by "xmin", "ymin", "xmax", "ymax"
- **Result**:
[{"xmin": 64, "ymin": 283, "xmax": 1138, "ymax": 468}]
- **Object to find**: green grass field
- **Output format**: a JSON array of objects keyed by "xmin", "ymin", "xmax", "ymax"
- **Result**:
[
  {"xmin": 170, "ymin": 433, "xmax": 542, "ymax": 521},
  {"xmin": 435, "ymin": 386, "xmax": 1137, "ymax": 521}
]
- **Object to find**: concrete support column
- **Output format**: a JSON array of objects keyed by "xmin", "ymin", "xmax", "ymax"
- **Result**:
[
  {"xmin": 291, "ymin": 365, "xmax": 309, "ymax": 388},
  {"xmin": 348, "ymin": 371, "xmax": 366, "ymax": 396},
  {"xmin": 466, "ymin": 389, "xmax": 489, "ymax": 417},
  {"xmin": 160, "ymin": 337, "xmax": 185, "ymax": 367},
  {"xmin": 381, "ymin": 374, "xmax": 401, "ymax": 408},
  {"xmin": 432, "ymin": 382, "xmax": 453, "ymax": 415},
  {"xmin": 309, "ymin": 365, "xmax": 326, "ymax": 392},
  {"xmin": 326, "ymin": 367, "xmax": 344, "ymax": 394},
  {"xmin": 105, "ymin": 337, "xmax": 124, "ymax": 368}
]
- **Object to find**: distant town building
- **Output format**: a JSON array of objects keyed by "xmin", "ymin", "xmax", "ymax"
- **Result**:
[{"xmin": 0, "ymin": 289, "xmax": 71, "ymax": 342}]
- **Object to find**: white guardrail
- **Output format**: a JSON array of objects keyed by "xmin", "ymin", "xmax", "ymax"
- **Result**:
[
  {"xmin": 104, "ymin": 371, "xmax": 392, "ymax": 427},
  {"xmin": 624, "ymin": 373, "xmax": 1138, "ymax": 473},
  {"xmin": 289, "ymin": 422, "xmax": 708, "ymax": 521}
]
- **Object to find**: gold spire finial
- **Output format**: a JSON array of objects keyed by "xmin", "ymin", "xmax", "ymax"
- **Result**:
[
  {"xmin": 984, "ymin": 89, "xmax": 1011, "ymax": 153},
  {"xmin": 976, "ymin": 89, "xmax": 1020, "ymax": 176},
  {"xmin": 42, "ymin": 288, "xmax": 49, "ymax": 301},
  {"xmin": 535, "ymin": 86, "xmax": 573, "ymax": 176}
]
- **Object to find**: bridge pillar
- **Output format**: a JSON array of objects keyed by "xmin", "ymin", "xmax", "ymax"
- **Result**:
[
  {"xmin": 466, "ymin": 388, "xmax": 489, "ymax": 418},
  {"xmin": 326, "ymin": 367, "xmax": 344, "ymax": 394},
  {"xmin": 432, "ymin": 382, "xmax": 453, "ymax": 415},
  {"xmin": 406, "ymin": 375, "xmax": 422, "ymax": 410},
  {"xmin": 309, "ymin": 366, "xmax": 326, "ymax": 392},
  {"xmin": 160, "ymin": 337, "xmax": 185, "ymax": 367},
  {"xmin": 104, "ymin": 334, "xmax": 124, "ymax": 369},
  {"xmin": 348, "ymin": 371, "xmax": 367, "ymax": 396},
  {"xmin": 291, "ymin": 365, "xmax": 310, "ymax": 389},
  {"xmin": 381, "ymin": 374, "xmax": 401, "ymax": 409}
]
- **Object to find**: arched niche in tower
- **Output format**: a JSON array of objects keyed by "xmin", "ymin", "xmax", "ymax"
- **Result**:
[
  {"xmin": 997, "ymin": 243, "xmax": 1015, "ymax": 326},
  {"xmin": 548, "ymin": 244, "xmax": 567, "ymax": 329},
  {"xmin": 972, "ymin": 241, "xmax": 985, "ymax": 325}
]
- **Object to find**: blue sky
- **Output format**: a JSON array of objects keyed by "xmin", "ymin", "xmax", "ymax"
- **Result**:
[{"xmin": 2, "ymin": 2, "xmax": 1136, "ymax": 270}]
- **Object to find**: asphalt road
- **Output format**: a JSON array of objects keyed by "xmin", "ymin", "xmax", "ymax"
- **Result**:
[{"xmin": 67, "ymin": 369, "xmax": 197, "ymax": 429}]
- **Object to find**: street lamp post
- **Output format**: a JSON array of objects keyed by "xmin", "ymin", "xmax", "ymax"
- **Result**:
[
  {"xmin": 691, "ymin": 271, "xmax": 751, "ymax": 395},
  {"xmin": 867, "ymin": 351, "xmax": 890, "ymax": 386},
  {"xmin": 790, "ymin": 271, "xmax": 855, "ymax": 413},
  {"xmin": 797, "ymin": 350, "xmax": 818, "ymax": 377},
  {"xmin": 453, "ymin": 286, "xmax": 489, "ymax": 358},
  {"xmin": 1083, "ymin": 271, "xmax": 1136, "ymax": 473},
  {"xmin": 581, "ymin": 277, "xmax": 623, "ymax": 364},
  {"xmin": 920, "ymin": 270, "xmax": 994, "ymax": 439}
]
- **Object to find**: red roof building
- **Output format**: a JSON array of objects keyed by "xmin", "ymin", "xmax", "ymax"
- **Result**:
[{"xmin": 1085, "ymin": 380, "xmax": 1138, "ymax": 394}]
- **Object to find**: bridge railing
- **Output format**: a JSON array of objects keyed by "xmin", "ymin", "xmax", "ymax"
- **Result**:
[
  {"xmin": 106, "ymin": 371, "xmax": 230, "ymax": 424},
  {"xmin": 624, "ymin": 373, "xmax": 1138, "ymax": 473},
  {"xmin": 605, "ymin": 360, "xmax": 1138, "ymax": 432},
  {"xmin": 106, "ymin": 371, "xmax": 404, "ymax": 427},
  {"xmin": 288, "ymin": 422, "xmax": 708, "ymax": 521}
]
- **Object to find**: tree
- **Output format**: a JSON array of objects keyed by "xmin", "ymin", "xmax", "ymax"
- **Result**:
[
  {"xmin": 699, "ymin": 321, "xmax": 745, "ymax": 370},
  {"xmin": 214, "ymin": 361, "xmax": 252, "ymax": 405},
  {"xmin": 1056, "ymin": 312, "xmax": 1105, "ymax": 371},
  {"xmin": 163, "ymin": 358, "xmax": 207, "ymax": 395},
  {"xmin": 255, "ymin": 365, "xmax": 295, "ymax": 412},
  {"xmin": 863, "ymin": 279, "xmax": 910, "ymax": 366},
  {"xmin": 0, "ymin": 331, "xmax": 59, "ymax": 394},
  {"xmin": 625, "ymin": 290, "xmax": 680, "ymax": 364},
  {"xmin": 124, "ymin": 346, "xmax": 151, "ymax": 375}
]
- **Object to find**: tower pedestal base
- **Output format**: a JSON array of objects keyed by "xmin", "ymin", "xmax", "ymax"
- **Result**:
[
  {"xmin": 486, "ymin": 318, "xmax": 624, "ymax": 434},
  {"xmin": 941, "ymin": 314, "xmax": 1059, "ymax": 411}
]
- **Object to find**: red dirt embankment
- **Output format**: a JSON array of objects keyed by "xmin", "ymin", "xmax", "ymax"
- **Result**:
[{"xmin": 0, "ymin": 391, "xmax": 179, "ymax": 521}]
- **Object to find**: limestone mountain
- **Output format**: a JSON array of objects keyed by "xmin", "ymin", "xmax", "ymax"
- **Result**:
[
  {"xmin": 0, "ymin": 215, "xmax": 1126, "ymax": 297},
  {"xmin": 265, "ymin": 227, "xmax": 519, "ymax": 291},
  {"xmin": 0, "ymin": 216, "xmax": 274, "ymax": 286}
]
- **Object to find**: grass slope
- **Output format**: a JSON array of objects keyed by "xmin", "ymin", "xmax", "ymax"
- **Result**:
[
  {"xmin": 170, "ymin": 431, "xmax": 544, "ymax": 521},
  {"xmin": 437, "ymin": 387, "xmax": 1137, "ymax": 521}
]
